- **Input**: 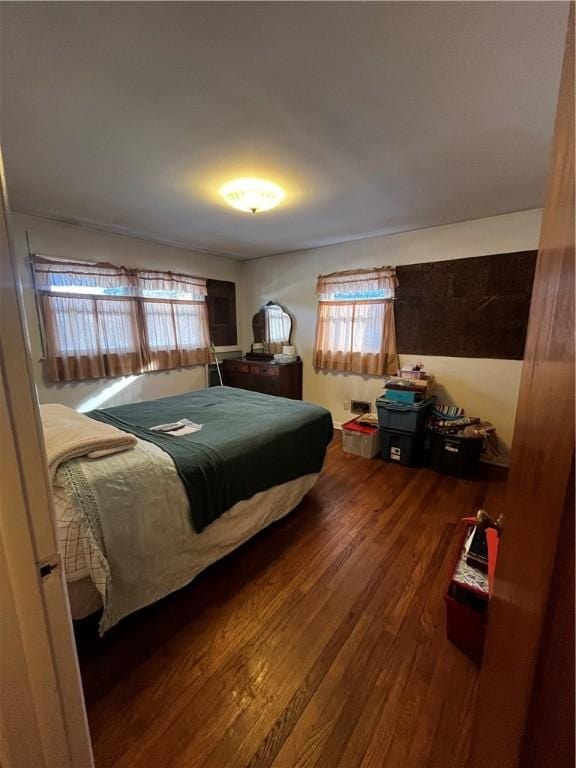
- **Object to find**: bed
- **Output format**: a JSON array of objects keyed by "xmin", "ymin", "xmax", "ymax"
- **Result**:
[{"xmin": 43, "ymin": 387, "xmax": 333, "ymax": 634}]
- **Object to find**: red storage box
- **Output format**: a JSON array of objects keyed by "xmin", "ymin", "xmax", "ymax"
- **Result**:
[{"xmin": 445, "ymin": 517, "xmax": 499, "ymax": 664}]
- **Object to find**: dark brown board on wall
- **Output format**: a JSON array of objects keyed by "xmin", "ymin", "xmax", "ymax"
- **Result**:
[
  {"xmin": 206, "ymin": 279, "xmax": 237, "ymax": 347},
  {"xmin": 395, "ymin": 250, "xmax": 537, "ymax": 359}
]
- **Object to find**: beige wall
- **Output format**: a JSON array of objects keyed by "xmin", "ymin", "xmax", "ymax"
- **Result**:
[
  {"xmin": 242, "ymin": 210, "xmax": 542, "ymax": 464},
  {"xmin": 12, "ymin": 213, "xmax": 244, "ymax": 411}
]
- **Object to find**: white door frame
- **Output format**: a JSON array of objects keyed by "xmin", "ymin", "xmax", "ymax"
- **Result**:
[{"xmin": 0, "ymin": 150, "xmax": 94, "ymax": 767}]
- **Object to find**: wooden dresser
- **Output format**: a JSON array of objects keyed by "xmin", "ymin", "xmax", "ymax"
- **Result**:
[{"xmin": 221, "ymin": 357, "xmax": 303, "ymax": 400}]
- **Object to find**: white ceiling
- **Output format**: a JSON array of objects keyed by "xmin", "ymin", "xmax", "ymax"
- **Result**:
[{"xmin": 1, "ymin": 2, "xmax": 568, "ymax": 260}]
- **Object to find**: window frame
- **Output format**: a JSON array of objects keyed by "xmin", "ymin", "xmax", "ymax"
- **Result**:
[{"xmin": 313, "ymin": 267, "xmax": 399, "ymax": 376}]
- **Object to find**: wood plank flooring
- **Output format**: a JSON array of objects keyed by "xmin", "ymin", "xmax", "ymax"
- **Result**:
[{"xmin": 77, "ymin": 435, "xmax": 507, "ymax": 768}]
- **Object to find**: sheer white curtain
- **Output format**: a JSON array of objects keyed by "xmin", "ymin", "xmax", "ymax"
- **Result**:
[
  {"xmin": 313, "ymin": 267, "xmax": 399, "ymax": 376},
  {"xmin": 138, "ymin": 271, "xmax": 211, "ymax": 370}
]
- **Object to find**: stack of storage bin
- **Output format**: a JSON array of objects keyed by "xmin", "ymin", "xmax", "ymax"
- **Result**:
[{"xmin": 376, "ymin": 396, "xmax": 435, "ymax": 466}]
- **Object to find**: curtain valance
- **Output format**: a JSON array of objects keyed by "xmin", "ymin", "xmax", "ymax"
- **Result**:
[
  {"xmin": 33, "ymin": 257, "xmax": 133, "ymax": 292},
  {"xmin": 136, "ymin": 270, "xmax": 207, "ymax": 299},
  {"xmin": 316, "ymin": 267, "xmax": 398, "ymax": 299},
  {"xmin": 33, "ymin": 256, "xmax": 207, "ymax": 298}
]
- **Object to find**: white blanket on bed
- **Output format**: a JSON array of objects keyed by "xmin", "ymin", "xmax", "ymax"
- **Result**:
[
  {"xmin": 39, "ymin": 403, "xmax": 136, "ymax": 480},
  {"xmin": 57, "ymin": 438, "xmax": 317, "ymax": 634}
]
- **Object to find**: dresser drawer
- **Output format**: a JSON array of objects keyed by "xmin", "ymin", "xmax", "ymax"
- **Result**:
[
  {"xmin": 222, "ymin": 357, "xmax": 302, "ymax": 399},
  {"xmin": 227, "ymin": 362, "xmax": 250, "ymax": 374},
  {"xmin": 250, "ymin": 364, "xmax": 280, "ymax": 376}
]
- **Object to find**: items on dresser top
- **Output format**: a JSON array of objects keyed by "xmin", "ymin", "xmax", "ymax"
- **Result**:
[
  {"xmin": 246, "ymin": 350, "xmax": 275, "ymax": 361},
  {"xmin": 273, "ymin": 345, "xmax": 298, "ymax": 364}
]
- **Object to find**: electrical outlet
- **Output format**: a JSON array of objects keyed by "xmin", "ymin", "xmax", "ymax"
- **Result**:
[{"xmin": 343, "ymin": 400, "xmax": 351, "ymax": 411}]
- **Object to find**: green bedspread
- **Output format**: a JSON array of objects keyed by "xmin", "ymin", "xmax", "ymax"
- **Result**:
[{"xmin": 89, "ymin": 387, "xmax": 333, "ymax": 533}]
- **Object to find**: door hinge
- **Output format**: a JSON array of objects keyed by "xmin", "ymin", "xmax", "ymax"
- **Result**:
[{"xmin": 38, "ymin": 553, "xmax": 62, "ymax": 580}]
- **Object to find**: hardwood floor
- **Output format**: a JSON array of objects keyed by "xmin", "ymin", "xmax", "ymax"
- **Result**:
[{"xmin": 77, "ymin": 435, "xmax": 507, "ymax": 768}]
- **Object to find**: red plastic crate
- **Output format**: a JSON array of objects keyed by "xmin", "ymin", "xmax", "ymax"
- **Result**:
[
  {"xmin": 445, "ymin": 593, "xmax": 488, "ymax": 664},
  {"xmin": 342, "ymin": 418, "xmax": 380, "ymax": 458},
  {"xmin": 445, "ymin": 517, "xmax": 499, "ymax": 664}
]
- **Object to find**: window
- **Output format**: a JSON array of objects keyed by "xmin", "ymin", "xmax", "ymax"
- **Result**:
[
  {"xmin": 313, "ymin": 267, "xmax": 399, "ymax": 376},
  {"xmin": 32, "ymin": 257, "xmax": 211, "ymax": 382},
  {"xmin": 137, "ymin": 271, "xmax": 211, "ymax": 370}
]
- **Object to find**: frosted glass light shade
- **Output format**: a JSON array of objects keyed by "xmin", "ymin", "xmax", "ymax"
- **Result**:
[{"xmin": 220, "ymin": 178, "xmax": 285, "ymax": 214}]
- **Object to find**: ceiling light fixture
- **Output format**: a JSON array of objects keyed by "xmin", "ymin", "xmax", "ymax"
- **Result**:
[{"xmin": 220, "ymin": 177, "xmax": 285, "ymax": 214}]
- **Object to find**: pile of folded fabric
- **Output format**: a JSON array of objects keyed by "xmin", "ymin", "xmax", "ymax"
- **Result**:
[{"xmin": 431, "ymin": 402, "xmax": 465, "ymax": 420}]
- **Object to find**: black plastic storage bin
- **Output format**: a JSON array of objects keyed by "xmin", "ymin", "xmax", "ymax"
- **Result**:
[
  {"xmin": 428, "ymin": 430, "xmax": 483, "ymax": 478},
  {"xmin": 380, "ymin": 429, "xmax": 424, "ymax": 467},
  {"xmin": 376, "ymin": 397, "xmax": 435, "ymax": 434}
]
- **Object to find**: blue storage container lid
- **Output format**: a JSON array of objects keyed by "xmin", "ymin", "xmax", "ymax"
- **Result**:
[{"xmin": 376, "ymin": 396, "xmax": 436, "ymax": 412}]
